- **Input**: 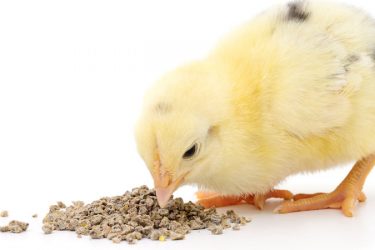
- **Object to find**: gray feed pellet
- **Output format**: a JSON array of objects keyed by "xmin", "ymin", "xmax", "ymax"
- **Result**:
[
  {"xmin": 0, "ymin": 210, "xmax": 8, "ymax": 217},
  {"xmin": 232, "ymin": 224, "xmax": 241, "ymax": 230},
  {"xmin": 42, "ymin": 185, "xmax": 251, "ymax": 244}
]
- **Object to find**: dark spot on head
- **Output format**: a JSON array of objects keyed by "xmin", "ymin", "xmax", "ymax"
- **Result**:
[
  {"xmin": 286, "ymin": 1, "xmax": 310, "ymax": 22},
  {"xmin": 154, "ymin": 102, "xmax": 172, "ymax": 114}
]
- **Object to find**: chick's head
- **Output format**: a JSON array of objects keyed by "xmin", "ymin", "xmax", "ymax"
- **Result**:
[{"xmin": 135, "ymin": 62, "xmax": 231, "ymax": 207}]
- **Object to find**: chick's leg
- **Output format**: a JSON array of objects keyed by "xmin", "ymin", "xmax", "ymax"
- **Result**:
[
  {"xmin": 275, "ymin": 154, "xmax": 375, "ymax": 217},
  {"xmin": 196, "ymin": 189, "xmax": 293, "ymax": 209}
]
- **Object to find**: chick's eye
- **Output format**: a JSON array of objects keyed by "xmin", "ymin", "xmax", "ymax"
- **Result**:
[{"xmin": 183, "ymin": 143, "xmax": 198, "ymax": 160}]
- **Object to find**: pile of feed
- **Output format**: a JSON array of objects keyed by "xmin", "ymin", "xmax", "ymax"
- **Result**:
[
  {"xmin": 0, "ymin": 220, "xmax": 29, "ymax": 233},
  {"xmin": 0, "ymin": 210, "xmax": 29, "ymax": 233},
  {"xmin": 42, "ymin": 185, "xmax": 250, "ymax": 244}
]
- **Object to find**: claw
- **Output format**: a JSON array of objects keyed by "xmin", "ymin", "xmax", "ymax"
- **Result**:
[
  {"xmin": 358, "ymin": 191, "xmax": 367, "ymax": 202},
  {"xmin": 254, "ymin": 194, "xmax": 266, "ymax": 210}
]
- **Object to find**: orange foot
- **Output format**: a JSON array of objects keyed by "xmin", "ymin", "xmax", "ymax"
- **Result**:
[
  {"xmin": 274, "ymin": 188, "xmax": 367, "ymax": 217},
  {"xmin": 275, "ymin": 154, "xmax": 375, "ymax": 217},
  {"xmin": 196, "ymin": 189, "xmax": 293, "ymax": 209}
]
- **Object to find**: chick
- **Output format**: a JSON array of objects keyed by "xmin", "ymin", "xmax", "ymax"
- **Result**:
[{"xmin": 135, "ymin": 1, "xmax": 375, "ymax": 217}]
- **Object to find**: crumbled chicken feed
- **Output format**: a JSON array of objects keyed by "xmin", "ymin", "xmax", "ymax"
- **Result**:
[
  {"xmin": 0, "ymin": 220, "xmax": 29, "ymax": 233},
  {"xmin": 232, "ymin": 223, "xmax": 241, "ymax": 230},
  {"xmin": 42, "ymin": 185, "xmax": 250, "ymax": 244},
  {"xmin": 0, "ymin": 210, "xmax": 8, "ymax": 217}
]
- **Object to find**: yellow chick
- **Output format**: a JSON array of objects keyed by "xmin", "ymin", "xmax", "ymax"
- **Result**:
[{"xmin": 135, "ymin": 0, "xmax": 375, "ymax": 217}]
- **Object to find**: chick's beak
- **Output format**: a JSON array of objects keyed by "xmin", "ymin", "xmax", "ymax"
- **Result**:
[
  {"xmin": 152, "ymin": 157, "xmax": 186, "ymax": 208},
  {"xmin": 154, "ymin": 174, "xmax": 184, "ymax": 208}
]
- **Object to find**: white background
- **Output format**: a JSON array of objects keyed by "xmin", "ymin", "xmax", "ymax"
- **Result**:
[{"xmin": 1, "ymin": 0, "xmax": 375, "ymax": 249}]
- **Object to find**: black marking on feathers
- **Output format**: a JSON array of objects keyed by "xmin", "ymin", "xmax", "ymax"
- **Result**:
[
  {"xmin": 154, "ymin": 102, "xmax": 172, "ymax": 114},
  {"xmin": 344, "ymin": 54, "xmax": 360, "ymax": 72},
  {"xmin": 286, "ymin": 1, "xmax": 310, "ymax": 22}
]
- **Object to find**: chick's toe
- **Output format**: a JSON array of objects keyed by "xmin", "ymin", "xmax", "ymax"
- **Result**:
[{"xmin": 196, "ymin": 189, "xmax": 293, "ymax": 209}]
